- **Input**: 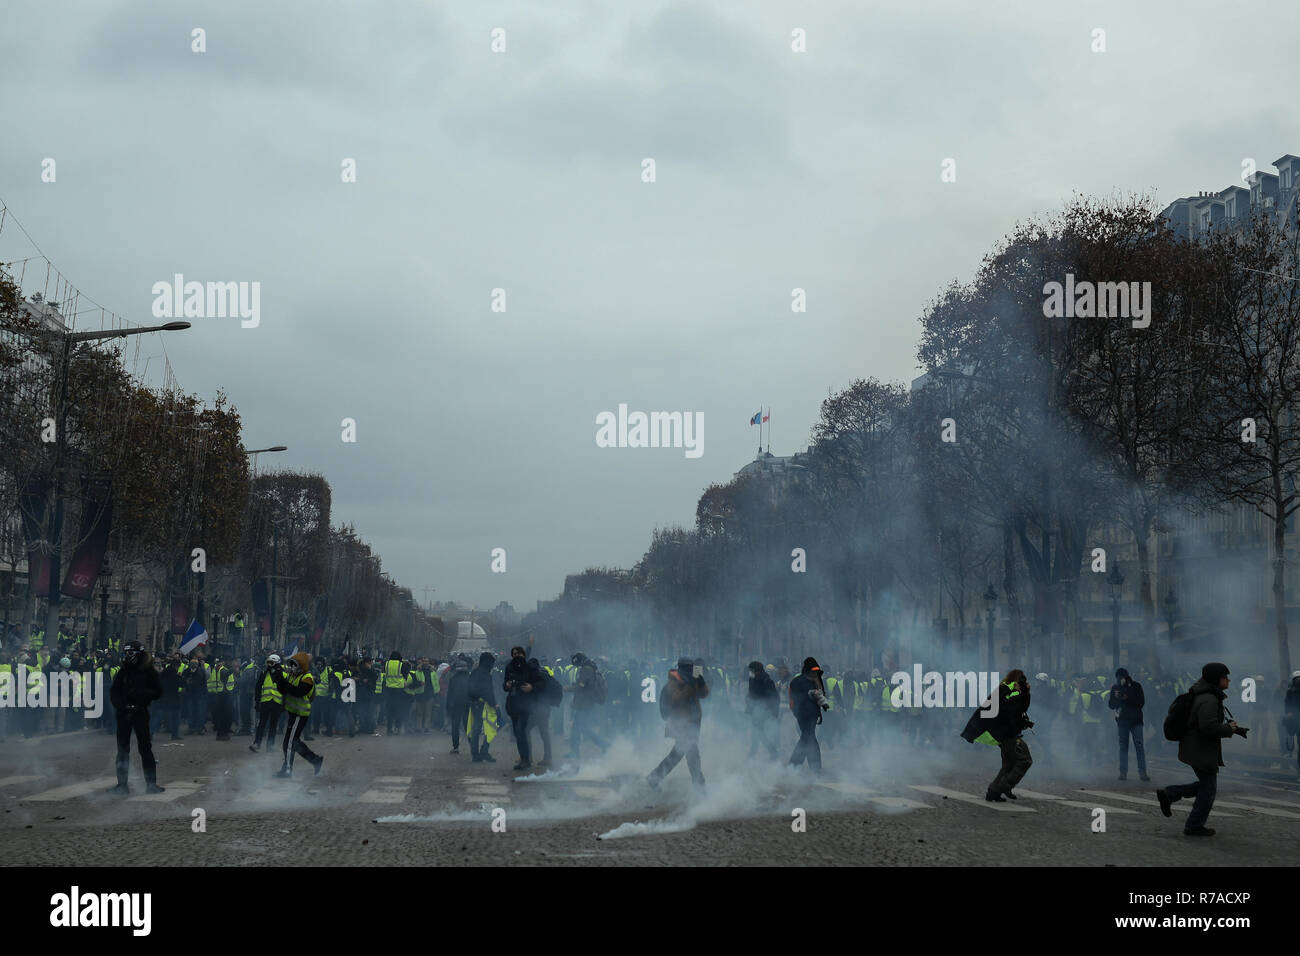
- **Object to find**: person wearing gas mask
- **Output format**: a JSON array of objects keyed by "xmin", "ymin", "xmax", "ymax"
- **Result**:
[
  {"xmin": 270, "ymin": 652, "xmax": 323, "ymax": 777},
  {"xmin": 787, "ymin": 657, "xmax": 831, "ymax": 772},
  {"xmin": 646, "ymin": 656, "xmax": 710, "ymax": 792},
  {"xmin": 250, "ymin": 654, "xmax": 285, "ymax": 752},
  {"xmin": 745, "ymin": 660, "xmax": 781, "ymax": 760},
  {"xmin": 108, "ymin": 641, "xmax": 165, "ymax": 794}
]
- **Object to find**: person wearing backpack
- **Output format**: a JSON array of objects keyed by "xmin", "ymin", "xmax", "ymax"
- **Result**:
[
  {"xmin": 1156, "ymin": 662, "xmax": 1246, "ymax": 836},
  {"xmin": 745, "ymin": 660, "xmax": 781, "ymax": 759},
  {"xmin": 527, "ymin": 657, "xmax": 559, "ymax": 767},
  {"xmin": 504, "ymin": 646, "xmax": 540, "ymax": 771},
  {"xmin": 1109, "ymin": 668, "xmax": 1149, "ymax": 781},
  {"xmin": 647, "ymin": 657, "xmax": 709, "ymax": 791}
]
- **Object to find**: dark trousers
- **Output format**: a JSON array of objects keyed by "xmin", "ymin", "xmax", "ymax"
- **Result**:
[
  {"xmin": 448, "ymin": 705, "xmax": 467, "ymax": 749},
  {"xmin": 213, "ymin": 693, "xmax": 233, "ymax": 735},
  {"xmin": 186, "ymin": 693, "xmax": 206, "ymax": 731},
  {"xmin": 157, "ymin": 698, "xmax": 183, "ymax": 739},
  {"xmin": 1166, "ymin": 767, "xmax": 1218, "ymax": 831},
  {"xmin": 254, "ymin": 701, "xmax": 283, "ymax": 746},
  {"xmin": 748, "ymin": 713, "xmax": 779, "ymax": 758},
  {"xmin": 384, "ymin": 692, "xmax": 406, "ymax": 732},
  {"xmin": 115, "ymin": 707, "xmax": 157, "ymax": 783},
  {"xmin": 281, "ymin": 712, "xmax": 318, "ymax": 770},
  {"xmin": 510, "ymin": 710, "xmax": 532, "ymax": 764},
  {"xmin": 789, "ymin": 715, "xmax": 822, "ymax": 770},
  {"xmin": 530, "ymin": 705, "xmax": 554, "ymax": 763},
  {"xmin": 650, "ymin": 736, "xmax": 704, "ymax": 786},
  {"xmin": 568, "ymin": 708, "xmax": 607, "ymax": 757},
  {"xmin": 238, "ymin": 691, "xmax": 254, "ymax": 732},
  {"xmin": 990, "ymin": 736, "xmax": 1032, "ymax": 794},
  {"xmin": 1117, "ymin": 721, "xmax": 1146, "ymax": 776}
]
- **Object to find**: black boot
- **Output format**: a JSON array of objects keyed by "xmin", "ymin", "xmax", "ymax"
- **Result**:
[
  {"xmin": 107, "ymin": 768, "xmax": 129, "ymax": 795},
  {"xmin": 145, "ymin": 771, "xmax": 165, "ymax": 794}
]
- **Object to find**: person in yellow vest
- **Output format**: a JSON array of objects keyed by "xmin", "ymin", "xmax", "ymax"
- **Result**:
[
  {"xmin": 382, "ymin": 651, "xmax": 409, "ymax": 735},
  {"xmin": 309, "ymin": 658, "xmax": 331, "ymax": 739},
  {"xmin": 250, "ymin": 654, "xmax": 284, "ymax": 752},
  {"xmin": 1070, "ymin": 676, "xmax": 1106, "ymax": 768},
  {"xmin": 404, "ymin": 658, "xmax": 426, "ymax": 731},
  {"xmin": 331, "ymin": 658, "xmax": 355, "ymax": 737},
  {"xmin": 207, "ymin": 656, "xmax": 233, "ymax": 740},
  {"xmin": 961, "ymin": 669, "xmax": 1033, "ymax": 801},
  {"xmin": 271, "ymin": 652, "xmax": 323, "ymax": 777}
]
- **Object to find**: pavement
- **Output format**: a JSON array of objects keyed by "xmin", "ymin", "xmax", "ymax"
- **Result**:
[{"xmin": 2, "ymin": 723, "xmax": 1299, "ymax": 866}]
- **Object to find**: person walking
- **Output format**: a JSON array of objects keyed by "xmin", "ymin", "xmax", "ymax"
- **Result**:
[
  {"xmin": 787, "ymin": 657, "xmax": 831, "ymax": 772},
  {"xmin": 250, "ymin": 654, "xmax": 284, "ymax": 752},
  {"xmin": 961, "ymin": 669, "xmax": 1034, "ymax": 802},
  {"xmin": 445, "ymin": 656, "xmax": 471, "ymax": 755},
  {"xmin": 1156, "ymin": 662, "xmax": 1246, "ymax": 836},
  {"xmin": 271, "ymin": 652, "xmax": 323, "ymax": 778},
  {"xmin": 466, "ymin": 652, "xmax": 498, "ymax": 763},
  {"xmin": 1109, "ymin": 667, "xmax": 1149, "ymax": 781},
  {"xmin": 646, "ymin": 657, "xmax": 709, "ymax": 792},
  {"xmin": 503, "ymin": 646, "xmax": 539, "ymax": 771}
]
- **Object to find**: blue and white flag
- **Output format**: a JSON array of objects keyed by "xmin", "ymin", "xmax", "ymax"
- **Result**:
[{"xmin": 179, "ymin": 619, "xmax": 208, "ymax": 654}]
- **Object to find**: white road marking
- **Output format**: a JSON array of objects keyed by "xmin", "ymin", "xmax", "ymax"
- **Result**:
[
  {"xmin": 1079, "ymin": 790, "xmax": 1241, "ymax": 817},
  {"xmin": 1232, "ymin": 795, "xmax": 1300, "ymax": 808},
  {"xmin": 24, "ymin": 777, "xmax": 117, "ymax": 801},
  {"xmin": 0, "ymin": 775, "xmax": 44, "ymax": 788},
  {"xmin": 909, "ymin": 785, "xmax": 1035, "ymax": 812},
  {"xmin": 1011, "ymin": 789, "xmax": 1139, "ymax": 814},
  {"xmin": 818, "ymin": 782, "xmax": 931, "ymax": 810},
  {"xmin": 128, "ymin": 784, "xmax": 199, "ymax": 803}
]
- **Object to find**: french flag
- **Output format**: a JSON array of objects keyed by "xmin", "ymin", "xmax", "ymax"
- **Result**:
[
  {"xmin": 179, "ymin": 619, "xmax": 208, "ymax": 654},
  {"xmin": 750, "ymin": 411, "xmax": 762, "ymax": 425}
]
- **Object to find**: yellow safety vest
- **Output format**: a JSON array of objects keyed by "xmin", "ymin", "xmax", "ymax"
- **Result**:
[
  {"xmin": 882, "ymin": 683, "xmax": 900, "ymax": 713},
  {"xmin": 259, "ymin": 672, "xmax": 283, "ymax": 704},
  {"xmin": 405, "ymin": 670, "xmax": 425, "ymax": 696},
  {"xmin": 207, "ymin": 666, "xmax": 228, "ymax": 694},
  {"xmin": 383, "ymin": 659, "xmax": 406, "ymax": 689},
  {"xmin": 283, "ymin": 673, "xmax": 315, "ymax": 717}
]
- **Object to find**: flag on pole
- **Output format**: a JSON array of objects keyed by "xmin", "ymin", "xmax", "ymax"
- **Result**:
[
  {"xmin": 762, "ymin": 410, "xmax": 770, "ymax": 423},
  {"xmin": 749, "ymin": 411, "xmax": 762, "ymax": 425},
  {"xmin": 179, "ymin": 619, "xmax": 208, "ymax": 655}
]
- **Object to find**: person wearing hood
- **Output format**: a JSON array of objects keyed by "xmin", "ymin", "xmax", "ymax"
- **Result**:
[
  {"xmin": 1284, "ymin": 671, "xmax": 1300, "ymax": 774},
  {"xmin": 745, "ymin": 660, "xmax": 780, "ymax": 759},
  {"xmin": 445, "ymin": 655, "xmax": 471, "ymax": 754},
  {"xmin": 108, "ymin": 642, "xmax": 165, "ymax": 795},
  {"xmin": 503, "ymin": 646, "xmax": 540, "ymax": 771},
  {"xmin": 961, "ymin": 669, "xmax": 1033, "ymax": 801},
  {"xmin": 270, "ymin": 652, "xmax": 323, "ymax": 777},
  {"xmin": 1109, "ymin": 667, "xmax": 1148, "ymax": 781},
  {"xmin": 466, "ymin": 652, "xmax": 499, "ymax": 763},
  {"xmin": 787, "ymin": 657, "xmax": 831, "ymax": 772},
  {"xmin": 1156, "ymin": 662, "xmax": 1245, "ymax": 836},
  {"xmin": 647, "ymin": 656, "xmax": 709, "ymax": 791}
]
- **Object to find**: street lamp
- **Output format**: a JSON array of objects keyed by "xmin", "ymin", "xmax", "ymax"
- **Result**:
[
  {"xmin": 1162, "ymin": 588, "xmax": 1178, "ymax": 671},
  {"xmin": 983, "ymin": 584, "xmax": 998, "ymax": 672},
  {"xmin": 246, "ymin": 445, "xmax": 287, "ymax": 476},
  {"xmin": 42, "ymin": 321, "xmax": 190, "ymax": 642},
  {"xmin": 1108, "ymin": 562, "xmax": 1124, "ymax": 673}
]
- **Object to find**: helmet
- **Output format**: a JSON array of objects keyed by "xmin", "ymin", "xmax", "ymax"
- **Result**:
[
  {"xmin": 1035, "ymin": 673, "xmax": 1049, "ymax": 681},
  {"xmin": 870, "ymin": 668, "xmax": 881, "ymax": 679},
  {"xmin": 122, "ymin": 641, "xmax": 143, "ymax": 664},
  {"xmin": 59, "ymin": 657, "xmax": 71, "ymax": 668},
  {"xmin": 1292, "ymin": 670, "xmax": 1300, "ymax": 679},
  {"xmin": 267, "ymin": 654, "xmax": 281, "ymax": 665},
  {"xmin": 284, "ymin": 657, "xmax": 302, "ymax": 676}
]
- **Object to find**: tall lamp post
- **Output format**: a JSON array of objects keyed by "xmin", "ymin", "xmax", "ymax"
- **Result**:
[
  {"xmin": 1162, "ymin": 589, "xmax": 1178, "ymax": 673},
  {"xmin": 983, "ymin": 584, "xmax": 998, "ymax": 672},
  {"xmin": 42, "ymin": 321, "xmax": 190, "ymax": 642},
  {"xmin": 1108, "ymin": 562, "xmax": 1124, "ymax": 673},
  {"xmin": 245, "ymin": 446, "xmax": 286, "ymax": 648}
]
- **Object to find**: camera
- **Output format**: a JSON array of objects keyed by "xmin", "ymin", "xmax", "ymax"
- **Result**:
[
  {"xmin": 692, "ymin": 665, "xmax": 703, "ymax": 679},
  {"xmin": 1233, "ymin": 725, "xmax": 1249, "ymax": 738}
]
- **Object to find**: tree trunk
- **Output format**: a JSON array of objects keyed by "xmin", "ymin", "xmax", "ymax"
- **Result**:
[
  {"xmin": 1002, "ymin": 520, "xmax": 1023, "ymax": 665},
  {"xmin": 1136, "ymin": 529, "xmax": 1157, "ymax": 678}
]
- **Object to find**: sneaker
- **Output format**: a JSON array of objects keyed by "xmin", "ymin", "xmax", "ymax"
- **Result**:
[
  {"xmin": 216, "ymin": 734, "xmax": 230, "ymax": 741},
  {"xmin": 1139, "ymin": 774, "xmax": 1151, "ymax": 781},
  {"xmin": 985, "ymin": 790, "xmax": 1006, "ymax": 803},
  {"xmin": 1118, "ymin": 774, "xmax": 1127, "ymax": 781},
  {"xmin": 312, "ymin": 756, "xmax": 324, "ymax": 776},
  {"xmin": 274, "ymin": 767, "xmax": 292, "ymax": 778},
  {"xmin": 481, "ymin": 754, "xmax": 496, "ymax": 763},
  {"xmin": 1004, "ymin": 791, "xmax": 1017, "ymax": 800},
  {"xmin": 514, "ymin": 762, "xmax": 532, "ymax": 772},
  {"xmin": 248, "ymin": 744, "xmax": 261, "ymax": 753},
  {"xmin": 1156, "ymin": 789, "xmax": 1172, "ymax": 817},
  {"xmin": 450, "ymin": 748, "xmax": 460, "ymax": 755},
  {"xmin": 106, "ymin": 783, "xmax": 129, "ymax": 795},
  {"xmin": 146, "ymin": 783, "xmax": 166, "ymax": 794},
  {"xmin": 1183, "ymin": 827, "xmax": 1215, "ymax": 836},
  {"xmin": 471, "ymin": 755, "xmax": 483, "ymax": 763},
  {"xmin": 535, "ymin": 760, "xmax": 550, "ymax": 769}
]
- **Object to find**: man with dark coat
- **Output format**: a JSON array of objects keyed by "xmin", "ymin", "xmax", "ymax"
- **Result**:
[
  {"xmin": 787, "ymin": 657, "xmax": 831, "ymax": 772},
  {"xmin": 445, "ymin": 655, "xmax": 471, "ymax": 754},
  {"xmin": 156, "ymin": 654, "xmax": 185, "ymax": 741},
  {"xmin": 1285, "ymin": 671, "xmax": 1300, "ymax": 775},
  {"xmin": 1109, "ymin": 667, "xmax": 1148, "ymax": 781},
  {"xmin": 647, "ymin": 656, "xmax": 709, "ymax": 791},
  {"xmin": 108, "ymin": 642, "xmax": 165, "ymax": 794},
  {"xmin": 962, "ymin": 669, "xmax": 1033, "ymax": 801},
  {"xmin": 1156, "ymin": 662, "xmax": 1244, "ymax": 836},
  {"xmin": 503, "ymin": 646, "xmax": 540, "ymax": 771},
  {"xmin": 746, "ymin": 660, "xmax": 781, "ymax": 759},
  {"xmin": 466, "ymin": 652, "xmax": 497, "ymax": 762}
]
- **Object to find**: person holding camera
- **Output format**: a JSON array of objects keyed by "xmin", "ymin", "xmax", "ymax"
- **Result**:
[
  {"xmin": 1108, "ymin": 667, "xmax": 1149, "ymax": 781},
  {"xmin": 787, "ymin": 657, "xmax": 831, "ymax": 772},
  {"xmin": 1156, "ymin": 662, "xmax": 1246, "ymax": 837},
  {"xmin": 647, "ymin": 656, "xmax": 710, "ymax": 791},
  {"xmin": 503, "ymin": 646, "xmax": 540, "ymax": 771}
]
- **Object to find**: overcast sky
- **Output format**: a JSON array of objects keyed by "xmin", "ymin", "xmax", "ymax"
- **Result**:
[{"xmin": 1, "ymin": 0, "xmax": 1295, "ymax": 612}]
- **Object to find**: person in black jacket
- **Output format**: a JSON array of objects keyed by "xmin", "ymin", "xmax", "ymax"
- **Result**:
[
  {"xmin": 961, "ymin": 669, "xmax": 1033, "ymax": 801},
  {"xmin": 108, "ymin": 642, "xmax": 165, "ymax": 795},
  {"xmin": 1285, "ymin": 672, "xmax": 1300, "ymax": 774},
  {"xmin": 466, "ymin": 652, "xmax": 497, "ymax": 763},
  {"xmin": 1109, "ymin": 667, "xmax": 1149, "ymax": 781},
  {"xmin": 746, "ymin": 660, "xmax": 780, "ymax": 759},
  {"xmin": 787, "ymin": 657, "xmax": 831, "ymax": 772},
  {"xmin": 156, "ymin": 654, "xmax": 184, "ymax": 741},
  {"xmin": 445, "ymin": 656, "xmax": 471, "ymax": 754},
  {"xmin": 503, "ymin": 646, "xmax": 539, "ymax": 771}
]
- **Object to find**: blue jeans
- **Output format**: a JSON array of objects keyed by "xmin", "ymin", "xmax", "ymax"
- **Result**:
[
  {"xmin": 567, "ymin": 708, "xmax": 607, "ymax": 757},
  {"xmin": 1117, "ymin": 721, "xmax": 1146, "ymax": 776},
  {"xmin": 1166, "ymin": 767, "xmax": 1217, "ymax": 831}
]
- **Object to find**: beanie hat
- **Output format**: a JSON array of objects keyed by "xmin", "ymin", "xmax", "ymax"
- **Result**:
[
  {"xmin": 1201, "ymin": 662, "xmax": 1229, "ymax": 683},
  {"xmin": 478, "ymin": 652, "xmax": 495, "ymax": 667},
  {"xmin": 1115, "ymin": 667, "xmax": 1129, "ymax": 679},
  {"xmin": 802, "ymin": 656, "xmax": 819, "ymax": 674}
]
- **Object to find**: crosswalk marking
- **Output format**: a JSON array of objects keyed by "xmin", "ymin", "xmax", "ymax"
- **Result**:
[
  {"xmin": 375, "ymin": 776, "xmax": 412, "ymax": 784},
  {"xmin": 1078, "ymin": 790, "xmax": 1241, "ymax": 817},
  {"xmin": 1234, "ymin": 795, "xmax": 1300, "ymax": 808},
  {"xmin": 909, "ymin": 785, "xmax": 1035, "ymax": 812},
  {"xmin": 24, "ymin": 777, "xmax": 117, "ymax": 801},
  {"xmin": 0, "ymin": 775, "xmax": 44, "ymax": 788},
  {"xmin": 463, "ymin": 795, "xmax": 511, "ymax": 804},
  {"xmin": 358, "ymin": 775, "xmax": 412, "ymax": 804},
  {"xmin": 817, "ymin": 782, "xmax": 932, "ymax": 810},
  {"xmin": 128, "ymin": 783, "xmax": 200, "ymax": 803},
  {"xmin": 1201, "ymin": 799, "xmax": 1300, "ymax": 819},
  {"xmin": 1011, "ymin": 789, "xmax": 1139, "ymax": 813}
]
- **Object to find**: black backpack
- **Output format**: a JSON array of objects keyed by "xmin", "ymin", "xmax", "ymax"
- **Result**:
[
  {"xmin": 1163, "ymin": 690, "xmax": 1196, "ymax": 741},
  {"xmin": 540, "ymin": 672, "xmax": 563, "ymax": 706}
]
